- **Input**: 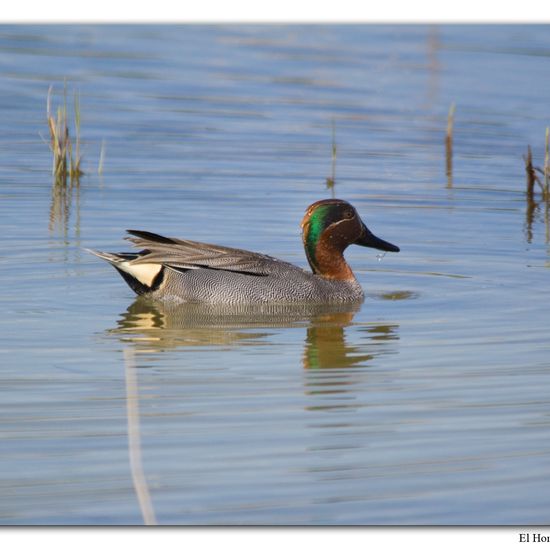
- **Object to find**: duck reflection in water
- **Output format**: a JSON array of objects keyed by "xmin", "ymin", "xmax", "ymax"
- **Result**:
[
  {"xmin": 112, "ymin": 297, "xmax": 399, "ymax": 370},
  {"xmin": 304, "ymin": 315, "xmax": 398, "ymax": 370}
]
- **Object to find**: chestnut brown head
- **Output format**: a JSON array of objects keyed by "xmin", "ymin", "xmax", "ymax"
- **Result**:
[{"xmin": 301, "ymin": 199, "xmax": 399, "ymax": 280}]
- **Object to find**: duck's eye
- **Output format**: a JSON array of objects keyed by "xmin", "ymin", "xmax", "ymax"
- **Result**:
[{"xmin": 343, "ymin": 209, "xmax": 354, "ymax": 219}]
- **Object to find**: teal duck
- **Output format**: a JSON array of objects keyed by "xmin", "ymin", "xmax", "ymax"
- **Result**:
[{"xmin": 89, "ymin": 198, "xmax": 399, "ymax": 304}]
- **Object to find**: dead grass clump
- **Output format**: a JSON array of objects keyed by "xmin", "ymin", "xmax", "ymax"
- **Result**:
[{"xmin": 47, "ymin": 84, "xmax": 84, "ymax": 185}]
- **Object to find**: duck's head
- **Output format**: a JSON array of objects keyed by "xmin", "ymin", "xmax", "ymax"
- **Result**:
[{"xmin": 301, "ymin": 199, "xmax": 399, "ymax": 281}]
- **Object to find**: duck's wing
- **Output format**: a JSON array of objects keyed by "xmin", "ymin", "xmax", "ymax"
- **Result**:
[{"xmin": 125, "ymin": 230, "xmax": 294, "ymax": 276}]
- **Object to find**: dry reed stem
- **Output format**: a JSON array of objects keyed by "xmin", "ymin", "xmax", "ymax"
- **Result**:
[
  {"xmin": 445, "ymin": 103, "xmax": 455, "ymax": 187},
  {"xmin": 524, "ymin": 145, "xmax": 535, "ymax": 198},
  {"xmin": 545, "ymin": 127, "xmax": 549, "ymax": 199},
  {"xmin": 523, "ymin": 145, "xmax": 545, "ymax": 199},
  {"xmin": 98, "ymin": 139, "xmax": 106, "ymax": 176},
  {"xmin": 326, "ymin": 119, "xmax": 337, "ymax": 197}
]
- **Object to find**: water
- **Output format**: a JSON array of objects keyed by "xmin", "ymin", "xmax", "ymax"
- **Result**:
[{"xmin": 0, "ymin": 24, "xmax": 549, "ymax": 525}]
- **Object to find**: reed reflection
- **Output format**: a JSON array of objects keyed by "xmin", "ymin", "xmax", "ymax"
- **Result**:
[
  {"xmin": 524, "ymin": 193, "xmax": 550, "ymax": 245},
  {"xmin": 123, "ymin": 348, "xmax": 157, "ymax": 525},
  {"xmin": 48, "ymin": 177, "xmax": 81, "ymax": 242}
]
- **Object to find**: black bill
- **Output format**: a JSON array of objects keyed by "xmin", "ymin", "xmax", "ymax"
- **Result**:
[{"xmin": 356, "ymin": 224, "xmax": 400, "ymax": 252}]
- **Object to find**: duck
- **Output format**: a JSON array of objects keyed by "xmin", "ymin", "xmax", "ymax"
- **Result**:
[{"xmin": 88, "ymin": 198, "xmax": 399, "ymax": 304}]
